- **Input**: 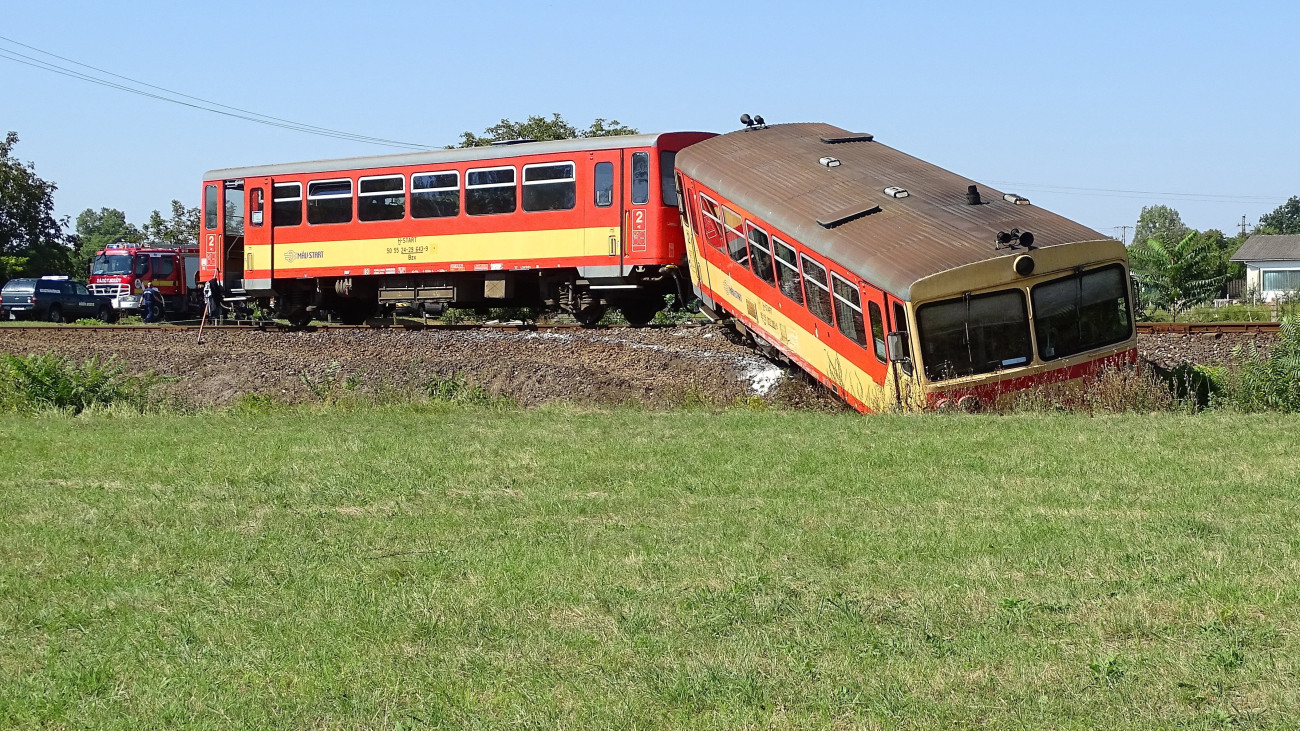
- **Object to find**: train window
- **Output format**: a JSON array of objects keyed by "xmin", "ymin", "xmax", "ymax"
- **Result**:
[
  {"xmin": 594, "ymin": 162, "xmax": 614, "ymax": 207},
  {"xmin": 466, "ymin": 166, "xmax": 516, "ymax": 215},
  {"xmin": 225, "ymin": 182, "xmax": 245, "ymax": 235},
  {"xmin": 747, "ymin": 225, "xmax": 776, "ymax": 284},
  {"xmin": 1031, "ymin": 264, "xmax": 1132, "ymax": 361},
  {"xmin": 869, "ymin": 302, "xmax": 887, "ymax": 362},
  {"xmin": 773, "ymin": 239, "xmax": 803, "ymax": 305},
  {"xmin": 800, "ymin": 255, "xmax": 834, "ymax": 326},
  {"xmin": 307, "ymin": 179, "xmax": 353, "ymax": 225},
  {"xmin": 522, "ymin": 162, "xmax": 576, "ymax": 212},
  {"xmin": 631, "ymin": 152, "xmax": 649, "ymax": 205},
  {"xmin": 659, "ymin": 151, "xmax": 677, "ymax": 206},
  {"xmin": 698, "ymin": 195, "xmax": 724, "ymax": 248},
  {"xmin": 892, "ymin": 301, "xmax": 908, "ymax": 335},
  {"xmin": 916, "ymin": 290, "xmax": 1032, "ymax": 381},
  {"xmin": 831, "ymin": 273, "xmax": 869, "ymax": 350},
  {"xmin": 722, "ymin": 207, "xmax": 747, "ymax": 266},
  {"xmin": 411, "ymin": 171, "xmax": 460, "ymax": 218},
  {"xmin": 204, "ymin": 185, "xmax": 218, "ymax": 230},
  {"xmin": 249, "ymin": 188, "xmax": 265, "ymax": 227},
  {"xmin": 273, "ymin": 183, "xmax": 302, "ymax": 227},
  {"xmin": 358, "ymin": 175, "xmax": 406, "ymax": 222}
]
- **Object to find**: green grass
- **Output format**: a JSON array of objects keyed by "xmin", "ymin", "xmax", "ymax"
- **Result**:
[{"xmin": 1, "ymin": 407, "xmax": 1298, "ymax": 729}]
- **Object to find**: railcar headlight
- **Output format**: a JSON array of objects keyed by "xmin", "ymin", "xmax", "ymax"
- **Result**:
[{"xmin": 1014, "ymin": 255, "xmax": 1035, "ymax": 276}]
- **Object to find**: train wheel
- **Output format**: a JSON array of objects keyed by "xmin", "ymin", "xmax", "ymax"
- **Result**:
[
  {"xmin": 334, "ymin": 300, "xmax": 372, "ymax": 326},
  {"xmin": 575, "ymin": 305, "xmax": 606, "ymax": 328},
  {"xmin": 620, "ymin": 296, "xmax": 664, "ymax": 327},
  {"xmin": 287, "ymin": 310, "xmax": 312, "ymax": 329}
]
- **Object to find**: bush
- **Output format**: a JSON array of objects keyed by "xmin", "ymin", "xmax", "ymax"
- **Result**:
[
  {"xmin": 1007, "ymin": 364, "xmax": 1180, "ymax": 414},
  {"xmin": 423, "ymin": 373, "xmax": 509, "ymax": 406},
  {"xmin": 1216, "ymin": 316, "xmax": 1300, "ymax": 412},
  {"xmin": 0, "ymin": 353, "xmax": 158, "ymax": 414}
]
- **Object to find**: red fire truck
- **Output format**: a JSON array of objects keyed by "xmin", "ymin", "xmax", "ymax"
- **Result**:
[{"xmin": 88, "ymin": 243, "xmax": 203, "ymax": 317}]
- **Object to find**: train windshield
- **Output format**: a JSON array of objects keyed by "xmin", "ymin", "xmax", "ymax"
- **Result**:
[
  {"xmin": 92, "ymin": 253, "xmax": 133, "ymax": 275},
  {"xmin": 917, "ymin": 290, "xmax": 1033, "ymax": 381},
  {"xmin": 1032, "ymin": 264, "xmax": 1132, "ymax": 361}
]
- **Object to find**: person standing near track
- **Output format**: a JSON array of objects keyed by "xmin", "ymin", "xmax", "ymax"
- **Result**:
[{"xmin": 203, "ymin": 277, "xmax": 222, "ymax": 324}]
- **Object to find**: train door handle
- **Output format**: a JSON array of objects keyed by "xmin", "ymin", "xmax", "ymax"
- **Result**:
[{"xmin": 609, "ymin": 235, "xmax": 617, "ymax": 256}]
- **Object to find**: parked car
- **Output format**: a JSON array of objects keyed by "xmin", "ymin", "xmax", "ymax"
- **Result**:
[{"xmin": 1, "ymin": 276, "xmax": 116, "ymax": 323}]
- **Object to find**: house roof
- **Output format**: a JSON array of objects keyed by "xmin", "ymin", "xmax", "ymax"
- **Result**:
[
  {"xmin": 1230, "ymin": 234, "xmax": 1300, "ymax": 262},
  {"xmin": 675, "ymin": 123, "xmax": 1109, "ymax": 300}
]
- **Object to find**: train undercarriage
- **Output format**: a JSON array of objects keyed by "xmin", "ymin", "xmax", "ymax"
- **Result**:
[{"xmin": 225, "ymin": 265, "xmax": 685, "ymax": 327}]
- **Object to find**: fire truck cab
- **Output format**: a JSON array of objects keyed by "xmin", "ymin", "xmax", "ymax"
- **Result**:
[{"xmin": 88, "ymin": 243, "xmax": 202, "ymax": 316}]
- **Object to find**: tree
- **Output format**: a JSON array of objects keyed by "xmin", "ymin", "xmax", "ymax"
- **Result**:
[
  {"xmin": 1132, "ymin": 205, "xmax": 1190, "ymax": 248},
  {"xmin": 72, "ymin": 208, "xmax": 140, "ymax": 276},
  {"xmin": 141, "ymin": 200, "xmax": 200, "ymax": 249},
  {"xmin": 0, "ymin": 131, "xmax": 71, "ymax": 280},
  {"xmin": 1128, "ymin": 232, "xmax": 1228, "ymax": 321},
  {"xmin": 1258, "ymin": 196, "xmax": 1300, "ymax": 235},
  {"xmin": 455, "ymin": 113, "xmax": 637, "ymax": 148}
]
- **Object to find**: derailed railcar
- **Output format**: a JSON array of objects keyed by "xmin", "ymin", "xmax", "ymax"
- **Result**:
[
  {"xmin": 674, "ymin": 122, "xmax": 1137, "ymax": 412},
  {"xmin": 199, "ymin": 132, "xmax": 713, "ymax": 325}
]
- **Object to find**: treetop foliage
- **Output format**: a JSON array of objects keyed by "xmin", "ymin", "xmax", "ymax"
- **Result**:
[
  {"xmin": 1128, "ymin": 232, "xmax": 1228, "ymax": 321},
  {"xmin": 1132, "ymin": 205, "xmax": 1189, "ymax": 248},
  {"xmin": 1258, "ymin": 196, "xmax": 1300, "ymax": 235},
  {"xmin": 0, "ymin": 131, "xmax": 71, "ymax": 281},
  {"xmin": 455, "ymin": 114, "xmax": 637, "ymax": 148}
]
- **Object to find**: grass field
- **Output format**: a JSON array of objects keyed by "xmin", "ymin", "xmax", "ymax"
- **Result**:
[{"xmin": 1, "ymin": 407, "xmax": 1298, "ymax": 729}]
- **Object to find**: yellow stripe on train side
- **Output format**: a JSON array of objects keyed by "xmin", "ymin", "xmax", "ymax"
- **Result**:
[
  {"xmin": 250, "ymin": 227, "xmax": 610, "ymax": 272},
  {"xmin": 692, "ymin": 254, "xmax": 919, "ymax": 412}
]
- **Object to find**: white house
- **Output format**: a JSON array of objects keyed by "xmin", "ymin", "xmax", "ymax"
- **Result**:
[{"xmin": 1230, "ymin": 234, "xmax": 1300, "ymax": 302}]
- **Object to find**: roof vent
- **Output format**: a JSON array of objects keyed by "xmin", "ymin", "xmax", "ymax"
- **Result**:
[
  {"xmin": 817, "ymin": 203, "xmax": 882, "ymax": 229},
  {"xmin": 1003, "ymin": 193, "xmax": 1031, "ymax": 205},
  {"xmin": 820, "ymin": 134, "xmax": 874, "ymax": 144},
  {"xmin": 490, "ymin": 139, "xmax": 537, "ymax": 146},
  {"xmin": 819, "ymin": 156, "xmax": 841, "ymax": 168},
  {"xmin": 884, "ymin": 186, "xmax": 909, "ymax": 198},
  {"xmin": 966, "ymin": 185, "xmax": 983, "ymax": 205}
]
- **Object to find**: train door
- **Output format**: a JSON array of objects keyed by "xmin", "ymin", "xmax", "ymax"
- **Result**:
[
  {"xmin": 679, "ymin": 178, "xmax": 714, "ymax": 307},
  {"xmin": 242, "ymin": 176, "xmax": 273, "ymax": 291},
  {"xmin": 625, "ymin": 149, "xmax": 651, "ymax": 276},
  {"xmin": 221, "ymin": 179, "xmax": 246, "ymax": 287},
  {"xmin": 202, "ymin": 183, "xmax": 221, "ymax": 282},
  {"xmin": 586, "ymin": 151, "xmax": 622, "ymax": 268}
]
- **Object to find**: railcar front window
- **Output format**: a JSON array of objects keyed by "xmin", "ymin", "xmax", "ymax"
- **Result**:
[
  {"xmin": 1032, "ymin": 264, "xmax": 1132, "ymax": 361},
  {"xmin": 92, "ymin": 255, "xmax": 132, "ymax": 276},
  {"xmin": 917, "ymin": 290, "xmax": 1032, "ymax": 381}
]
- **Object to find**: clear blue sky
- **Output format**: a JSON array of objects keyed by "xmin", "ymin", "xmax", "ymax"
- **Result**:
[{"xmin": 2, "ymin": 0, "xmax": 1296, "ymax": 242}]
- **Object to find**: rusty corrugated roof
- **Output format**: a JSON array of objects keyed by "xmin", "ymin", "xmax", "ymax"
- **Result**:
[
  {"xmin": 1230, "ymin": 234, "xmax": 1300, "ymax": 262},
  {"xmin": 675, "ymin": 122, "xmax": 1111, "ymax": 300}
]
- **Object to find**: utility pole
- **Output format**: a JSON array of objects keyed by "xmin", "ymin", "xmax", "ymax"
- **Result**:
[
  {"xmin": 1239, "ymin": 215, "xmax": 1249, "ymax": 238},
  {"xmin": 1113, "ymin": 225, "xmax": 1131, "ymax": 245}
]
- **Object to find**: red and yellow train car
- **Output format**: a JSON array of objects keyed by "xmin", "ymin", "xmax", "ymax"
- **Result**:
[
  {"xmin": 674, "ymin": 122, "xmax": 1137, "ymax": 412},
  {"xmin": 199, "ymin": 132, "xmax": 714, "ymax": 324}
]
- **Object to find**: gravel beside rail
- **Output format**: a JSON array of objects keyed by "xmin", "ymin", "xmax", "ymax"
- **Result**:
[
  {"xmin": 0, "ymin": 324, "xmax": 844, "ymax": 409},
  {"xmin": 0, "ymin": 325, "xmax": 1276, "ymax": 408}
]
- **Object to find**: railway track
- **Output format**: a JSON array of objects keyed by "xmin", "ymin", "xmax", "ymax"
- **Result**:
[
  {"xmin": 0, "ymin": 321, "xmax": 1281, "ymax": 335},
  {"xmin": 0, "ymin": 320, "xmax": 685, "ymax": 333},
  {"xmin": 1135, "ymin": 322, "xmax": 1280, "ymax": 334}
]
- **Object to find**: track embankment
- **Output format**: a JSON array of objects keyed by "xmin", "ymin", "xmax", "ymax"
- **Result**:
[{"xmin": 0, "ymin": 324, "xmax": 844, "ymax": 409}]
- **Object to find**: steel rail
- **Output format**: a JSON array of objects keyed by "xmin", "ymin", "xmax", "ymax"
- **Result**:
[
  {"xmin": 0, "ymin": 321, "xmax": 684, "ymax": 334},
  {"xmin": 1135, "ymin": 322, "xmax": 1281, "ymax": 334}
]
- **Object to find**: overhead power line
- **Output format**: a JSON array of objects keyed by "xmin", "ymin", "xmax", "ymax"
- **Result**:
[
  {"xmin": 0, "ymin": 35, "xmax": 433, "ymax": 151},
  {"xmin": 983, "ymin": 180, "xmax": 1285, "ymax": 205}
]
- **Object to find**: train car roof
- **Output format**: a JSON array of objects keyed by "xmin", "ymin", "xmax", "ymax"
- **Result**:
[
  {"xmin": 675, "ymin": 122, "xmax": 1110, "ymax": 300},
  {"xmin": 203, "ymin": 133, "xmax": 704, "ymax": 180}
]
